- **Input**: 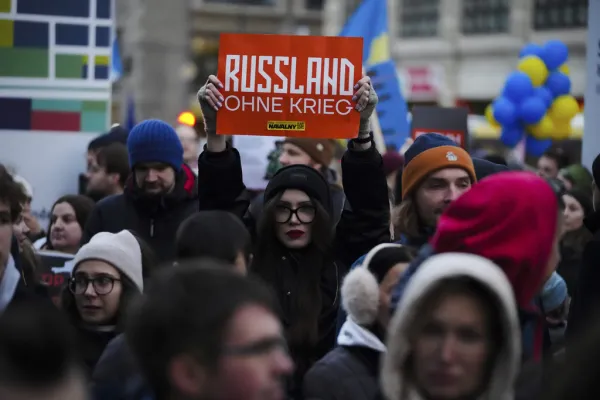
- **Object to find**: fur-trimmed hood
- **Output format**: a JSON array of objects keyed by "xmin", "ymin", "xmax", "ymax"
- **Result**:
[{"xmin": 380, "ymin": 253, "xmax": 521, "ymax": 400}]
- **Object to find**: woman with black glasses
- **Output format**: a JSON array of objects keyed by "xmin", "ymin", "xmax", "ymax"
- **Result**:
[
  {"xmin": 60, "ymin": 230, "xmax": 144, "ymax": 374},
  {"xmin": 197, "ymin": 74, "xmax": 391, "ymax": 399}
]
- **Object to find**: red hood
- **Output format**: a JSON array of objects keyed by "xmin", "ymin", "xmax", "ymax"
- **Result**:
[
  {"xmin": 181, "ymin": 163, "xmax": 196, "ymax": 194},
  {"xmin": 431, "ymin": 171, "xmax": 559, "ymax": 308}
]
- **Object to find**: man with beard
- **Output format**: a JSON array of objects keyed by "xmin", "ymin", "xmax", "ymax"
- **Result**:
[
  {"xmin": 392, "ymin": 133, "xmax": 477, "ymax": 249},
  {"xmin": 81, "ymin": 119, "xmax": 198, "ymax": 262}
]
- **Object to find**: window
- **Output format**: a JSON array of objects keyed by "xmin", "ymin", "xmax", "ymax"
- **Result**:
[
  {"xmin": 461, "ymin": 0, "xmax": 510, "ymax": 35},
  {"xmin": 533, "ymin": 0, "xmax": 588, "ymax": 30},
  {"xmin": 399, "ymin": 0, "xmax": 440, "ymax": 38},
  {"xmin": 203, "ymin": 0, "xmax": 276, "ymax": 5},
  {"xmin": 345, "ymin": 0, "xmax": 362, "ymax": 16},
  {"xmin": 191, "ymin": 37, "xmax": 219, "ymax": 91},
  {"xmin": 306, "ymin": 0, "xmax": 323, "ymax": 10}
]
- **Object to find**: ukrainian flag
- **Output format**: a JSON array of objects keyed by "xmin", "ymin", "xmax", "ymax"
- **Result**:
[{"xmin": 340, "ymin": 0, "xmax": 409, "ymax": 148}]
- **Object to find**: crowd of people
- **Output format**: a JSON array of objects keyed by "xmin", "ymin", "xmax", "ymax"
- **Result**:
[{"xmin": 1, "ymin": 73, "xmax": 600, "ymax": 400}]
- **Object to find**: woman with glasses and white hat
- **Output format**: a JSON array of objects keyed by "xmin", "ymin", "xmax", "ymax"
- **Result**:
[{"xmin": 60, "ymin": 230, "xmax": 145, "ymax": 375}]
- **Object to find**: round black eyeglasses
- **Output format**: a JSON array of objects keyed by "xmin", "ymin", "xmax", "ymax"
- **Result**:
[
  {"xmin": 69, "ymin": 275, "xmax": 121, "ymax": 295},
  {"xmin": 274, "ymin": 205, "xmax": 316, "ymax": 224}
]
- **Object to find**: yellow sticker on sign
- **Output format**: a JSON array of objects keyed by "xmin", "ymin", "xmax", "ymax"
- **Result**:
[{"xmin": 267, "ymin": 121, "xmax": 305, "ymax": 131}]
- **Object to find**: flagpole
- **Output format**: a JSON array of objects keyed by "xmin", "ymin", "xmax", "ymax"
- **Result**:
[
  {"xmin": 370, "ymin": 108, "xmax": 387, "ymax": 153},
  {"xmin": 582, "ymin": 0, "xmax": 600, "ymax": 169},
  {"xmin": 361, "ymin": 66, "xmax": 386, "ymax": 153}
]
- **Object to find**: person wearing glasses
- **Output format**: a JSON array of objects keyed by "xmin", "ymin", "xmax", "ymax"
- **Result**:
[
  {"xmin": 60, "ymin": 230, "xmax": 144, "ymax": 375},
  {"xmin": 127, "ymin": 260, "xmax": 293, "ymax": 400},
  {"xmin": 197, "ymin": 73, "xmax": 391, "ymax": 398}
]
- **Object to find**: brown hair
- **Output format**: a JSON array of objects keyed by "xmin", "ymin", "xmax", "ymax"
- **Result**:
[
  {"xmin": 0, "ymin": 164, "xmax": 27, "ymax": 223},
  {"xmin": 394, "ymin": 197, "xmax": 423, "ymax": 240}
]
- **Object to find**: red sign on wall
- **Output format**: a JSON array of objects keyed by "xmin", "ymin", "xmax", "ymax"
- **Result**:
[{"xmin": 400, "ymin": 66, "xmax": 442, "ymax": 101}]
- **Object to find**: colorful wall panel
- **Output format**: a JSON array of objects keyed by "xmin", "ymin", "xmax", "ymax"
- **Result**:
[
  {"xmin": 0, "ymin": 0, "xmax": 113, "ymax": 134},
  {"xmin": 0, "ymin": 0, "xmax": 115, "ymax": 231}
]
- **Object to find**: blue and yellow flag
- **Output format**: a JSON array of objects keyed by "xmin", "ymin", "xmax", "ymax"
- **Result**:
[{"xmin": 340, "ymin": 0, "xmax": 409, "ymax": 149}]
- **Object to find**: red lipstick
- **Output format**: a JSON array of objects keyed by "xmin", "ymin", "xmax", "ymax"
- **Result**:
[{"xmin": 286, "ymin": 230, "xmax": 305, "ymax": 239}]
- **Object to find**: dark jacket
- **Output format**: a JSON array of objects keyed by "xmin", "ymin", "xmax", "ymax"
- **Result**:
[
  {"xmin": 91, "ymin": 333, "xmax": 153, "ymax": 400},
  {"xmin": 304, "ymin": 346, "xmax": 381, "ymax": 400},
  {"xmin": 557, "ymin": 243, "xmax": 582, "ymax": 297},
  {"xmin": 567, "ymin": 210, "xmax": 600, "ymax": 342},
  {"xmin": 304, "ymin": 319, "xmax": 385, "ymax": 400},
  {"xmin": 197, "ymin": 139, "xmax": 391, "ymax": 395},
  {"xmin": 6, "ymin": 236, "xmax": 50, "ymax": 310},
  {"xmin": 74, "ymin": 326, "xmax": 117, "ymax": 375},
  {"xmin": 81, "ymin": 165, "xmax": 198, "ymax": 262}
]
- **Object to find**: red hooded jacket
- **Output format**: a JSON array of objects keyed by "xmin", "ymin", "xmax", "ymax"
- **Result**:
[{"xmin": 431, "ymin": 171, "xmax": 560, "ymax": 309}]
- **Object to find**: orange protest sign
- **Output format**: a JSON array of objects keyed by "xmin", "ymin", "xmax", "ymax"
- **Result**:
[{"xmin": 216, "ymin": 33, "xmax": 363, "ymax": 139}]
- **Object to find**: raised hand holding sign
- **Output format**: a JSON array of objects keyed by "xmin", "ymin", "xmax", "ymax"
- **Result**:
[{"xmin": 210, "ymin": 33, "xmax": 363, "ymax": 139}]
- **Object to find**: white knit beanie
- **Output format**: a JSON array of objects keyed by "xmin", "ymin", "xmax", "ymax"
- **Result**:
[{"xmin": 73, "ymin": 230, "xmax": 144, "ymax": 292}]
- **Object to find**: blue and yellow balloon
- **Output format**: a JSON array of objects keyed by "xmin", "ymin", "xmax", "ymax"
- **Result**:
[
  {"xmin": 517, "ymin": 56, "xmax": 548, "ymax": 87},
  {"xmin": 490, "ymin": 39, "xmax": 575, "ymax": 154}
]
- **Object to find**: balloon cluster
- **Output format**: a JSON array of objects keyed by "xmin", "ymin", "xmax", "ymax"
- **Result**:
[{"xmin": 485, "ymin": 40, "xmax": 579, "ymax": 156}]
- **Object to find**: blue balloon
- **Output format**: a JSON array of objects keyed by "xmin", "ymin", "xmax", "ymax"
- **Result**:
[
  {"xmin": 545, "ymin": 72, "xmax": 571, "ymax": 97},
  {"xmin": 518, "ymin": 96, "xmax": 547, "ymax": 124},
  {"xmin": 492, "ymin": 97, "xmax": 518, "ymax": 126},
  {"xmin": 503, "ymin": 72, "xmax": 534, "ymax": 103},
  {"xmin": 541, "ymin": 40, "xmax": 569, "ymax": 70},
  {"xmin": 500, "ymin": 126, "xmax": 524, "ymax": 148},
  {"xmin": 519, "ymin": 43, "xmax": 544, "ymax": 59},
  {"xmin": 534, "ymin": 87, "xmax": 553, "ymax": 107},
  {"xmin": 525, "ymin": 135, "xmax": 552, "ymax": 157}
]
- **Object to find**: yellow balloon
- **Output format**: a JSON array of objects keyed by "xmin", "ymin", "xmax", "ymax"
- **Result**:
[
  {"xmin": 528, "ymin": 115, "xmax": 554, "ymax": 139},
  {"xmin": 559, "ymin": 64, "xmax": 570, "ymax": 75},
  {"xmin": 485, "ymin": 104, "xmax": 499, "ymax": 127},
  {"xmin": 517, "ymin": 56, "xmax": 549, "ymax": 87},
  {"xmin": 552, "ymin": 121, "xmax": 572, "ymax": 140},
  {"xmin": 548, "ymin": 95, "xmax": 579, "ymax": 122}
]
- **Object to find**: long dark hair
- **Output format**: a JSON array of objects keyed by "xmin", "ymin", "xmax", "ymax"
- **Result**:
[{"xmin": 251, "ymin": 192, "xmax": 333, "ymax": 347}]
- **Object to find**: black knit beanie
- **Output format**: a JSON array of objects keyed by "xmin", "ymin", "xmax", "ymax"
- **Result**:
[
  {"xmin": 263, "ymin": 165, "xmax": 332, "ymax": 216},
  {"xmin": 368, "ymin": 246, "xmax": 415, "ymax": 283}
]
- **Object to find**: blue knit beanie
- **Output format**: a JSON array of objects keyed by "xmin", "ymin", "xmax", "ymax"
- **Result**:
[
  {"xmin": 127, "ymin": 119, "xmax": 183, "ymax": 171},
  {"xmin": 404, "ymin": 133, "xmax": 458, "ymax": 166}
]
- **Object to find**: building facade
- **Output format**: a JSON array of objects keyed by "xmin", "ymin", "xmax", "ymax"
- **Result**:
[
  {"xmin": 393, "ymin": 0, "xmax": 588, "ymax": 114},
  {"xmin": 112, "ymin": 0, "xmax": 588, "ymax": 123}
]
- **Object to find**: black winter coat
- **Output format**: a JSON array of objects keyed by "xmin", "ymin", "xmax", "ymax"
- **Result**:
[
  {"xmin": 303, "ymin": 346, "xmax": 381, "ymax": 400},
  {"xmin": 81, "ymin": 165, "xmax": 198, "ymax": 262},
  {"xmin": 567, "ymin": 210, "xmax": 600, "ymax": 342},
  {"xmin": 197, "ymin": 139, "xmax": 391, "ymax": 395}
]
